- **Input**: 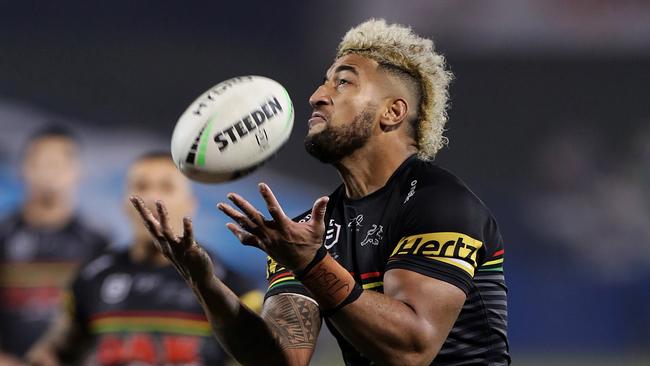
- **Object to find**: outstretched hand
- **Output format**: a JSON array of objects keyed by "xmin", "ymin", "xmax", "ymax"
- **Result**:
[
  {"xmin": 218, "ymin": 183, "xmax": 329, "ymax": 272},
  {"xmin": 129, "ymin": 196, "xmax": 214, "ymax": 287}
]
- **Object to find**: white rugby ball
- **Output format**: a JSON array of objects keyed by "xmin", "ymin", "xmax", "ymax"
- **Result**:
[{"xmin": 171, "ymin": 76, "xmax": 294, "ymax": 183}]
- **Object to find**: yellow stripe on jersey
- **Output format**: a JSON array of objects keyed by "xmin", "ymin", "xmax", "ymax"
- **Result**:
[
  {"xmin": 483, "ymin": 258, "xmax": 504, "ymax": 266},
  {"xmin": 390, "ymin": 232, "xmax": 483, "ymax": 277},
  {"xmin": 362, "ymin": 281, "xmax": 383, "ymax": 290},
  {"xmin": 430, "ymin": 257, "xmax": 476, "ymax": 277},
  {"xmin": 268, "ymin": 276, "xmax": 297, "ymax": 288}
]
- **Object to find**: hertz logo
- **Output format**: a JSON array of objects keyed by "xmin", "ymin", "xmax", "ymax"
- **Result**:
[{"xmin": 390, "ymin": 232, "xmax": 483, "ymax": 276}]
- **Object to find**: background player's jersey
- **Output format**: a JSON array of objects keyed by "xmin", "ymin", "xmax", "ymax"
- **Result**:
[
  {"xmin": 266, "ymin": 156, "xmax": 510, "ymax": 366},
  {"xmin": 0, "ymin": 212, "xmax": 108, "ymax": 356},
  {"xmin": 69, "ymin": 248, "xmax": 260, "ymax": 366}
]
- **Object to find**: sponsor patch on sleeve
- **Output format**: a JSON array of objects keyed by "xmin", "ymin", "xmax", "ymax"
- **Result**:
[
  {"xmin": 389, "ymin": 232, "xmax": 483, "ymax": 277},
  {"xmin": 266, "ymin": 256, "xmax": 300, "ymax": 290}
]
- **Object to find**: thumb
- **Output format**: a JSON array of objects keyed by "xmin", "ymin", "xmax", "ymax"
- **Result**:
[{"xmin": 310, "ymin": 196, "xmax": 329, "ymax": 225}]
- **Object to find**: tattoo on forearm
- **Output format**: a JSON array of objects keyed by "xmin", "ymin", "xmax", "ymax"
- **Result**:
[{"xmin": 262, "ymin": 294, "xmax": 321, "ymax": 350}]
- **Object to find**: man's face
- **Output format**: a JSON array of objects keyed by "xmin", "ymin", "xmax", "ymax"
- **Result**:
[
  {"xmin": 305, "ymin": 54, "xmax": 385, "ymax": 163},
  {"xmin": 22, "ymin": 136, "xmax": 80, "ymax": 203},
  {"xmin": 125, "ymin": 158, "xmax": 196, "ymax": 240}
]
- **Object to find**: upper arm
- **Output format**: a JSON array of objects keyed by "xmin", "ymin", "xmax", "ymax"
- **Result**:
[
  {"xmin": 261, "ymin": 294, "xmax": 322, "ymax": 366},
  {"xmin": 381, "ymin": 178, "xmax": 486, "ymax": 351},
  {"xmin": 384, "ymin": 268, "xmax": 465, "ymax": 351},
  {"xmin": 386, "ymin": 182, "xmax": 490, "ymax": 295}
]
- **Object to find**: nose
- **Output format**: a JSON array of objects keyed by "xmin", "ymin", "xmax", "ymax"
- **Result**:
[{"xmin": 308, "ymin": 84, "xmax": 332, "ymax": 108}]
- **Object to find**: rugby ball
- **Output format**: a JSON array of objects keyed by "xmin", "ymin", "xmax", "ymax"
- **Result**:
[{"xmin": 171, "ymin": 76, "xmax": 294, "ymax": 183}]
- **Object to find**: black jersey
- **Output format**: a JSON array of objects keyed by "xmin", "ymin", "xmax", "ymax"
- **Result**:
[
  {"xmin": 69, "ymin": 248, "xmax": 260, "ymax": 366},
  {"xmin": 266, "ymin": 156, "xmax": 509, "ymax": 366},
  {"xmin": 0, "ymin": 212, "xmax": 108, "ymax": 356}
]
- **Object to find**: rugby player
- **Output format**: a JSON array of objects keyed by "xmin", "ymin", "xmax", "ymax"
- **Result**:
[
  {"xmin": 132, "ymin": 19, "xmax": 509, "ymax": 365},
  {"xmin": 27, "ymin": 152, "xmax": 261, "ymax": 365},
  {"xmin": 0, "ymin": 126, "xmax": 108, "ymax": 365}
]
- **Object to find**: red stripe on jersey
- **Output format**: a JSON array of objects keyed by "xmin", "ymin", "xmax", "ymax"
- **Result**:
[
  {"xmin": 360, "ymin": 272, "xmax": 382, "ymax": 280},
  {"xmin": 492, "ymin": 249, "xmax": 504, "ymax": 257},
  {"xmin": 269, "ymin": 272, "xmax": 294, "ymax": 282}
]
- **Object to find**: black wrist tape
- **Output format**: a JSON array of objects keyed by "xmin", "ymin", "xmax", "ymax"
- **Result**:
[
  {"xmin": 294, "ymin": 245, "xmax": 328, "ymax": 279},
  {"xmin": 320, "ymin": 282, "xmax": 363, "ymax": 317}
]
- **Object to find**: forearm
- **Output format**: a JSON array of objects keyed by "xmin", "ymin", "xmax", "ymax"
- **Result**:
[
  {"xmin": 192, "ymin": 277, "xmax": 316, "ymax": 366},
  {"xmin": 294, "ymin": 251, "xmax": 452, "ymax": 366},
  {"xmin": 329, "ymin": 290, "xmax": 441, "ymax": 366}
]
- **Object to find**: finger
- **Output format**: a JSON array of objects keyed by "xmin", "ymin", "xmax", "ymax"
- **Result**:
[
  {"xmin": 217, "ymin": 202, "xmax": 258, "ymax": 230},
  {"xmin": 182, "ymin": 216, "xmax": 194, "ymax": 241},
  {"xmin": 226, "ymin": 223, "xmax": 265, "ymax": 249},
  {"xmin": 258, "ymin": 183, "xmax": 289, "ymax": 224},
  {"xmin": 310, "ymin": 196, "xmax": 330, "ymax": 225},
  {"xmin": 227, "ymin": 193, "xmax": 265, "ymax": 227},
  {"xmin": 156, "ymin": 201, "xmax": 177, "ymax": 242},
  {"xmin": 129, "ymin": 196, "xmax": 163, "ymax": 238},
  {"xmin": 179, "ymin": 216, "xmax": 195, "ymax": 250}
]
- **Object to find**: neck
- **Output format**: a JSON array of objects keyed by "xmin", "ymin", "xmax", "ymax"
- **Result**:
[
  {"xmin": 22, "ymin": 196, "xmax": 74, "ymax": 229},
  {"xmin": 335, "ymin": 142, "xmax": 417, "ymax": 200},
  {"xmin": 130, "ymin": 237, "xmax": 169, "ymax": 266}
]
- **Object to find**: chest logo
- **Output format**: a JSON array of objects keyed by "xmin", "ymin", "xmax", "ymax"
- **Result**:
[
  {"xmin": 347, "ymin": 214, "xmax": 364, "ymax": 231},
  {"xmin": 101, "ymin": 273, "xmax": 133, "ymax": 304},
  {"xmin": 361, "ymin": 225, "xmax": 384, "ymax": 246},
  {"xmin": 325, "ymin": 219, "xmax": 341, "ymax": 249}
]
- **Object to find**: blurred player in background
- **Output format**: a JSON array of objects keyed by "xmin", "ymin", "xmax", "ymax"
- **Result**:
[
  {"xmin": 0, "ymin": 126, "xmax": 109, "ymax": 365},
  {"xmin": 132, "ymin": 19, "xmax": 509, "ymax": 366},
  {"xmin": 27, "ymin": 152, "xmax": 262, "ymax": 366}
]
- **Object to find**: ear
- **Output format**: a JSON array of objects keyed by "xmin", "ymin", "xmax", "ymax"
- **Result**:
[{"xmin": 379, "ymin": 98, "xmax": 409, "ymax": 132}]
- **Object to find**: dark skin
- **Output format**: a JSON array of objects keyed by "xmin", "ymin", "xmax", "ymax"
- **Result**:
[{"xmin": 131, "ymin": 54, "xmax": 466, "ymax": 366}]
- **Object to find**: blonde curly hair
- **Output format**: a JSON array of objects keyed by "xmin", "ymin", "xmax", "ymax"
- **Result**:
[{"xmin": 337, "ymin": 19, "xmax": 453, "ymax": 160}]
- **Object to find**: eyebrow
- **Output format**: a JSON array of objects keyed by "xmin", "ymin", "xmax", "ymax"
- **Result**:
[{"xmin": 323, "ymin": 64, "xmax": 359, "ymax": 82}]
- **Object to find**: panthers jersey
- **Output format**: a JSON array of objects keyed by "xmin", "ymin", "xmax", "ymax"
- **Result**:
[
  {"xmin": 69, "ymin": 248, "xmax": 260, "ymax": 366},
  {"xmin": 266, "ymin": 156, "xmax": 510, "ymax": 365},
  {"xmin": 0, "ymin": 213, "xmax": 108, "ymax": 357}
]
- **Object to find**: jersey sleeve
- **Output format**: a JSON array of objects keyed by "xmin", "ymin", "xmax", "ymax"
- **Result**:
[
  {"xmin": 264, "ymin": 210, "xmax": 315, "ymax": 302},
  {"xmin": 385, "ymin": 181, "xmax": 489, "ymax": 295}
]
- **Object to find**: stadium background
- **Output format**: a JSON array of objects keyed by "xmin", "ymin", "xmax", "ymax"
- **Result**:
[{"xmin": 1, "ymin": 1, "xmax": 648, "ymax": 365}]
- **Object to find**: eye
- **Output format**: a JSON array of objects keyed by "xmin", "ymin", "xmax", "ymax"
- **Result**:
[{"xmin": 338, "ymin": 79, "xmax": 349, "ymax": 86}]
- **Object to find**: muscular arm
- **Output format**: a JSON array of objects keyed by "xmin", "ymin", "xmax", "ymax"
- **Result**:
[
  {"xmin": 215, "ymin": 186, "xmax": 466, "ymax": 366},
  {"xmin": 129, "ymin": 197, "xmax": 321, "ymax": 366},
  {"xmin": 192, "ymin": 278, "xmax": 321, "ymax": 366},
  {"xmin": 328, "ymin": 269, "xmax": 465, "ymax": 366}
]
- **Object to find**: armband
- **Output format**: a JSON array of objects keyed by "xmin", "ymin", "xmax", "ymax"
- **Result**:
[{"xmin": 294, "ymin": 247, "xmax": 362, "ymax": 315}]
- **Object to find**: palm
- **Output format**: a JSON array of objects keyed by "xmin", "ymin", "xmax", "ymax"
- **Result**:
[
  {"xmin": 130, "ymin": 197, "xmax": 214, "ymax": 287},
  {"xmin": 217, "ymin": 183, "xmax": 329, "ymax": 271}
]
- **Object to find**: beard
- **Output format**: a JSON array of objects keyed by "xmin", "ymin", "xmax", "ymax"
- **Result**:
[{"xmin": 304, "ymin": 108, "xmax": 375, "ymax": 164}]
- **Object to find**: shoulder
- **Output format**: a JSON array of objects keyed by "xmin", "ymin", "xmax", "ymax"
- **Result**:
[{"xmin": 403, "ymin": 160, "xmax": 491, "ymax": 221}]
